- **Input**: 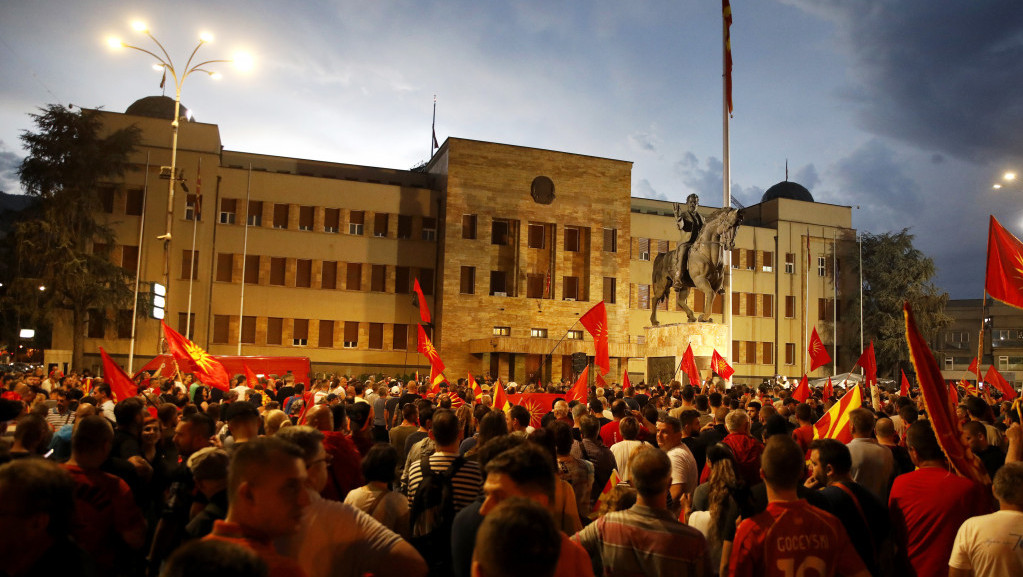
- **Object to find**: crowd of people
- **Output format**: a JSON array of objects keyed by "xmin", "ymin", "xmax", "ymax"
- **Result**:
[{"xmin": 0, "ymin": 365, "xmax": 1021, "ymax": 577}]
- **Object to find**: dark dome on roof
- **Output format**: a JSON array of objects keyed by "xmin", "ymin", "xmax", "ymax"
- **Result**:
[
  {"xmin": 125, "ymin": 96, "xmax": 193, "ymax": 122},
  {"xmin": 761, "ymin": 180, "xmax": 814, "ymax": 203}
]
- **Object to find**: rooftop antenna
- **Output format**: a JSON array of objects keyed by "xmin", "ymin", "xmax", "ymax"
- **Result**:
[{"xmin": 785, "ymin": 159, "xmax": 789, "ymax": 181}]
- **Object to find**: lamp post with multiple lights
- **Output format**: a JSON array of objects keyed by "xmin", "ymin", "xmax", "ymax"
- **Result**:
[{"xmin": 107, "ymin": 22, "xmax": 250, "ymax": 339}]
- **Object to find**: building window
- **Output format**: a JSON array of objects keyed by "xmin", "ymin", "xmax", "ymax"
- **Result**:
[
  {"xmin": 603, "ymin": 277, "xmax": 616, "ymax": 304},
  {"xmin": 349, "ymin": 210, "xmax": 365, "ymax": 235},
  {"xmin": 567, "ymin": 330, "xmax": 583, "ymax": 340},
  {"xmin": 460, "ymin": 266, "xmax": 475, "ymax": 294},
  {"xmin": 176, "ymin": 313, "xmax": 195, "ymax": 340},
  {"xmin": 732, "ymin": 292, "xmax": 741, "ymax": 316},
  {"xmin": 98, "ymin": 187, "xmax": 114, "ymax": 213},
  {"xmin": 241, "ymin": 316, "xmax": 257, "ymax": 344},
  {"xmin": 267, "ymin": 317, "xmax": 283, "ymax": 345},
  {"xmin": 393, "ymin": 323, "xmax": 409, "ymax": 350},
  {"xmin": 368, "ymin": 323, "xmax": 383, "ymax": 349},
  {"xmin": 745, "ymin": 341, "xmax": 757, "ymax": 364},
  {"xmin": 121, "ymin": 245, "xmax": 139, "ymax": 271},
  {"xmin": 493, "ymin": 326, "xmax": 511, "ymax": 336},
  {"xmin": 946, "ymin": 331, "xmax": 969, "ymax": 343},
  {"xmin": 762, "ymin": 251, "xmax": 773, "ymax": 272},
  {"xmin": 219, "ymin": 198, "xmax": 237, "ymax": 224},
  {"xmin": 528, "ymin": 224, "xmax": 545, "ymax": 249},
  {"xmin": 397, "ymin": 215, "xmax": 412, "ymax": 239},
  {"xmin": 247, "ymin": 200, "xmax": 263, "ymax": 226},
  {"xmin": 319, "ymin": 320, "xmax": 334, "ymax": 348},
  {"xmin": 785, "ymin": 252, "xmax": 795, "ymax": 274},
  {"xmin": 421, "ymin": 217, "xmax": 437, "ymax": 241},
  {"xmin": 418, "ymin": 268, "xmax": 434, "ymax": 295},
  {"xmin": 273, "ymin": 204, "xmax": 290, "ymax": 229},
  {"xmin": 763, "ymin": 342, "xmax": 774, "ymax": 364},
  {"xmin": 463, "ymin": 214, "xmax": 477, "ymax": 240},
  {"xmin": 603, "ymin": 228, "xmax": 617, "ymax": 252},
  {"xmin": 745, "ymin": 249, "xmax": 756, "ymax": 270},
  {"xmin": 298, "ymin": 206, "xmax": 314, "ymax": 231},
  {"xmin": 269, "ymin": 257, "xmax": 286, "ymax": 286},
  {"xmin": 817, "ymin": 256, "xmax": 826, "ymax": 277},
  {"xmin": 395, "ymin": 266, "xmax": 410, "ymax": 294},
  {"xmin": 818, "ymin": 298, "xmax": 835, "ymax": 321},
  {"xmin": 87, "ymin": 310, "xmax": 105, "ymax": 339},
  {"xmin": 530, "ymin": 328, "xmax": 548, "ymax": 338},
  {"xmin": 185, "ymin": 194, "xmax": 200, "ymax": 221},
  {"xmin": 658, "ymin": 239, "xmax": 669, "ymax": 255},
  {"xmin": 181, "ymin": 250, "xmax": 199, "ymax": 280},
  {"xmin": 785, "ymin": 343, "xmax": 796, "ymax": 365},
  {"xmin": 490, "ymin": 271, "xmax": 507, "ymax": 296},
  {"xmin": 324, "ymin": 208, "xmax": 340, "ymax": 233},
  {"xmin": 343, "ymin": 321, "xmax": 358, "ymax": 348},
  {"xmin": 638, "ymin": 284, "xmax": 650, "ymax": 309},
  {"xmin": 785, "ymin": 295, "xmax": 796, "ymax": 318},
  {"xmin": 374, "ymin": 213, "xmax": 389, "ymax": 237},
  {"xmin": 216, "ymin": 253, "xmax": 234, "ymax": 282},
  {"xmin": 746, "ymin": 293, "xmax": 757, "ymax": 317},
  {"xmin": 117, "ymin": 310, "xmax": 133, "ymax": 339},
  {"xmin": 731, "ymin": 248, "xmax": 740, "ymax": 269},
  {"xmin": 125, "ymin": 188, "xmax": 144, "ymax": 216},
  {"xmin": 945, "ymin": 356, "xmax": 954, "ymax": 370},
  {"xmin": 564, "ymin": 227, "xmax": 581, "ymax": 252},
  {"xmin": 371, "ymin": 265, "xmax": 386, "ymax": 292},
  {"xmin": 296, "ymin": 259, "xmax": 312, "ymax": 288},
  {"xmin": 346, "ymin": 263, "xmax": 362, "ymax": 290},
  {"xmin": 762, "ymin": 294, "xmax": 774, "ymax": 318},
  {"xmin": 321, "ymin": 261, "xmax": 338, "ymax": 290},
  {"xmin": 527, "ymin": 274, "xmax": 545, "ymax": 299},
  {"xmin": 492, "ymin": 219, "xmax": 510, "ymax": 245},
  {"xmin": 564, "ymin": 276, "xmax": 580, "ymax": 301},
  {"xmin": 212, "ymin": 315, "xmax": 230, "ymax": 344},
  {"xmin": 293, "ymin": 319, "xmax": 309, "ymax": 347},
  {"xmin": 638, "ymin": 238, "xmax": 650, "ymax": 261},
  {"xmin": 999, "ymin": 355, "xmax": 1009, "ymax": 370},
  {"xmin": 244, "ymin": 255, "xmax": 260, "ymax": 284}
]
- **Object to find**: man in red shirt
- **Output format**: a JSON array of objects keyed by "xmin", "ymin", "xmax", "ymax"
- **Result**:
[
  {"xmin": 888, "ymin": 420, "xmax": 989, "ymax": 577},
  {"xmin": 791, "ymin": 403, "xmax": 814, "ymax": 455},
  {"xmin": 305, "ymin": 403, "xmax": 364, "ymax": 500},
  {"xmin": 730, "ymin": 435, "xmax": 869, "ymax": 577}
]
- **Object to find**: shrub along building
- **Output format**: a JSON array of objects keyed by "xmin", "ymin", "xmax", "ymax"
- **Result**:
[{"xmin": 49, "ymin": 96, "xmax": 859, "ymax": 386}]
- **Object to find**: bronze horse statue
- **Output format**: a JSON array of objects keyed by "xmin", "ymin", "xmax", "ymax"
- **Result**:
[{"xmin": 650, "ymin": 207, "xmax": 742, "ymax": 325}]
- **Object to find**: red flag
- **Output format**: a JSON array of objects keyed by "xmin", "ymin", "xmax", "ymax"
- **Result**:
[
  {"xmin": 900, "ymin": 370, "xmax": 911, "ymax": 397},
  {"xmin": 948, "ymin": 380, "xmax": 960, "ymax": 406},
  {"xmin": 161, "ymin": 321, "xmax": 230, "ymax": 391},
  {"xmin": 722, "ymin": 0, "xmax": 733, "ymax": 116},
  {"xmin": 244, "ymin": 364, "xmax": 259, "ymax": 389},
  {"xmin": 579, "ymin": 301, "xmax": 610, "ymax": 375},
  {"xmin": 413, "ymin": 278, "xmax": 431, "ymax": 324},
  {"xmin": 468, "ymin": 372, "xmax": 483, "ymax": 400},
  {"xmin": 492, "ymin": 378, "xmax": 510, "ymax": 412},
  {"xmin": 567, "ymin": 366, "xmax": 589, "ymax": 404},
  {"xmin": 856, "ymin": 342, "xmax": 877, "ymax": 387},
  {"xmin": 679, "ymin": 344, "xmax": 702, "ymax": 387},
  {"xmin": 967, "ymin": 357, "xmax": 979, "ymax": 375},
  {"xmin": 711, "ymin": 349, "xmax": 734, "ymax": 380},
  {"xmin": 296, "ymin": 391, "xmax": 315, "ymax": 425},
  {"xmin": 595, "ymin": 372, "xmax": 608, "ymax": 391},
  {"xmin": 99, "ymin": 347, "xmax": 138, "ymax": 402},
  {"xmin": 621, "ymin": 368, "xmax": 632, "ymax": 391},
  {"xmin": 429, "ymin": 369, "xmax": 446, "ymax": 394},
  {"xmin": 448, "ymin": 391, "xmax": 465, "ymax": 408},
  {"xmin": 985, "ymin": 365, "xmax": 1018, "ymax": 401},
  {"xmin": 986, "ymin": 215, "xmax": 1023, "ymax": 310},
  {"xmin": 822, "ymin": 377, "xmax": 833, "ymax": 403},
  {"xmin": 904, "ymin": 302, "xmax": 988, "ymax": 484},
  {"xmin": 417, "ymin": 325, "xmax": 445, "ymax": 373},
  {"xmin": 793, "ymin": 374, "xmax": 810, "ymax": 403},
  {"xmin": 808, "ymin": 327, "xmax": 831, "ymax": 371},
  {"xmin": 813, "ymin": 384, "xmax": 861, "ymax": 443},
  {"xmin": 960, "ymin": 379, "xmax": 979, "ymax": 397}
]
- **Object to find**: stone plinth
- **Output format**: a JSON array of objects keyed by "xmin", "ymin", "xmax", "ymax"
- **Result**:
[{"xmin": 644, "ymin": 323, "xmax": 728, "ymax": 384}]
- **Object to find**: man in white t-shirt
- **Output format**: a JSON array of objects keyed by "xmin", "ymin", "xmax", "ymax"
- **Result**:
[
  {"xmin": 609, "ymin": 416, "xmax": 645, "ymax": 483},
  {"xmin": 949, "ymin": 462, "xmax": 1023, "ymax": 577},
  {"xmin": 656, "ymin": 415, "xmax": 698, "ymax": 518}
]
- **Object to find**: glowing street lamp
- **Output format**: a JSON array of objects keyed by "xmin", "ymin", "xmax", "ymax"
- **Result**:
[{"xmin": 993, "ymin": 171, "xmax": 1017, "ymax": 189}]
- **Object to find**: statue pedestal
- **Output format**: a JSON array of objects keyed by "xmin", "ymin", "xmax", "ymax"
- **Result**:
[{"xmin": 644, "ymin": 323, "xmax": 728, "ymax": 385}]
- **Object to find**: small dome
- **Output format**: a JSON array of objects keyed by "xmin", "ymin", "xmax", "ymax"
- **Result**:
[
  {"xmin": 125, "ymin": 96, "xmax": 193, "ymax": 122},
  {"xmin": 761, "ymin": 180, "xmax": 814, "ymax": 203}
]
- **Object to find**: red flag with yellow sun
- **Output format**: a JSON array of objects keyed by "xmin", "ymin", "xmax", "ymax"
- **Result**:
[
  {"xmin": 986, "ymin": 215, "xmax": 1023, "ymax": 310},
  {"xmin": 161, "ymin": 321, "xmax": 230, "ymax": 391}
]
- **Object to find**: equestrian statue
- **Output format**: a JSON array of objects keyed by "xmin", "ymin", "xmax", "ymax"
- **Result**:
[{"xmin": 650, "ymin": 195, "xmax": 742, "ymax": 325}]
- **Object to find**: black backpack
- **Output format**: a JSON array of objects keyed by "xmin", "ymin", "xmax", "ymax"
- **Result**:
[{"xmin": 409, "ymin": 455, "xmax": 466, "ymax": 576}]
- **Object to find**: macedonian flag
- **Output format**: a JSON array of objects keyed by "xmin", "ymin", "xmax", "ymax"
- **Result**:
[
  {"xmin": 808, "ymin": 326, "xmax": 831, "ymax": 371},
  {"xmin": 417, "ymin": 324, "xmax": 445, "ymax": 374},
  {"xmin": 580, "ymin": 301, "xmax": 610, "ymax": 375},
  {"xmin": 986, "ymin": 215, "xmax": 1023, "ymax": 310},
  {"xmin": 161, "ymin": 321, "xmax": 230, "ymax": 391},
  {"xmin": 813, "ymin": 382, "xmax": 861, "ymax": 443},
  {"xmin": 711, "ymin": 349, "xmax": 734, "ymax": 380}
]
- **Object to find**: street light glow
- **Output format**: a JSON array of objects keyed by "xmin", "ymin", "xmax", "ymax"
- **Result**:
[
  {"xmin": 994, "ymin": 184, "xmax": 1003, "ymax": 189},
  {"xmin": 132, "ymin": 21, "xmax": 148, "ymax": 32},
  {"xmin": 1005, "ymin": 172, "xmax": 1016, "ymax": 181},
  {"xmin": 233, "ymin": 51, "xmax": 254, "ymax": 71},
  {"xmin": 107, "ymin": 36, "xmax": 124, "ymax": 49},
  {"xmin": 38, "ymin": 285, "xmax": 46, "ymax": 291},
  {"xmin": 199, "ymin": 32, "xmax": 213, "ymax": 43},
  {"xmin": 210, "ymin": 72, "xmax": 223, "ymax": 80}
]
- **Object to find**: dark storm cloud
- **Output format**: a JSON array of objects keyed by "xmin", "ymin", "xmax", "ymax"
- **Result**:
[
  {"xmin": 825, "ymin": 139, "xmax": 920, "ymax": 233},
  {"xmin": 674, "ymin": 152, "xmax": 764, "ymax": 208},
  {"xmin": 0, "ymin": 141, "xmax": 22, "ymax": 194},
  {"xmin": 786, "ymin": 1, "xmax": 1023, "ymax": 164}
]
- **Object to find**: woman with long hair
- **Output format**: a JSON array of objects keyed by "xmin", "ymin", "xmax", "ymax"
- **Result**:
[{"xmin": 689, "ymin": 442, "xmax": 748, "ymax": 576}]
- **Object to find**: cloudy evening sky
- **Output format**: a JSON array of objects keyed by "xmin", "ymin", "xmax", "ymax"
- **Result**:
[{"xmin": 1, "ymin": 1, "xmax": 1022, "ymax": 298}]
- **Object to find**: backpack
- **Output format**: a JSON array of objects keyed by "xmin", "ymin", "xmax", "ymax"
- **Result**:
[{"xmin": 408, "ymin": 455, "xmax": 466, "ymax": 576}]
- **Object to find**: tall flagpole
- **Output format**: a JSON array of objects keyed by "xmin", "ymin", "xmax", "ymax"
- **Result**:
[
  {"xmin": 185, "ymin": 157, "xmax": 201, "ymax": 339},
  {"xmin": 722, "ymin": 0, "xmax": 733, "ymax": 387},
  {"xmin": 431, "ymin": 95, "xmax": 438, "ymax": 157},
  {"xmin": 128, "ymin": 152, "xmax": 151, "ymax": 373},
  {"xmin": 833, "ymin": 229, "xmax": 838, "ymax": 376},
  {"xmin": 237, "ymin": 165, "xmax": 252, "ymax": 354}
]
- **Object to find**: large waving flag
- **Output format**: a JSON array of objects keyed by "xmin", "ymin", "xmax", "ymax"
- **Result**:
[
  {"xmin": 904, "ymin": 302, "xmax": 988, "ymax": 484},
  {"xmin": 679, "ymin": 344, "xmax": 702, "ymax": 387},
  {"xmin": 579, "ymin": 301, "xmax": 610, "ymax": 375},
  {"xmin": 856, "ymin": 341, "xmax": 880, "ymax": 410},
  {"xmin": 412, "ymin": 278, "xmax": 431, "ymax": 324},
  {"xmin": 985, "ymin": 365, "xmax": 1018, "ymax": 401},
  {"xmin": 808, "ymin": 327, "xmax": 831, "ymax": 371},
  {"xmin": 793, "ymin": 374, "xmax": 810, "ymax": 403},
  {"xmin": 813, "ymin": 383, "xmax": 862, "ymax": 443},
  {"xmin": 468, "ymin": 372, "xmax": 483, "ymax": 401},
  {"xmin": 244, "ymin": 364, "xmax": 260, "ymax": 388},
  {"xmin": 900, "ymin": 370, "xmax": 911, "ymax": 397},
  {"xmin": 161, "ymin": 321, "xmax": 230, "ymax": 391},
  {"xmin": 722, "ymin": 0, "xmax": 733, "ymax": 116},
  {"xmin": 986, "ymin": 215, "xmax": 1023, "ymax": 309},
  {"xmin": 492, "ymin": 378, "xmax": 511, "ymax": 413},
  {"xmin": 567, "ymin": 366, "xmax": 589, "ymax": 403},
  {"xmin": 417, "ymin": 325, "xmax": 445, "ymax": 373},
  {"xmin": 711, "ymin": 349, "xmax": 734, "ymax": 380},
  {"xmin": 99, "ymin": 347, "xmax": 138, "ymax": 402},
  {"xmin": 822, "ymin": 377, "xmax": 833, "ymax": 403}
]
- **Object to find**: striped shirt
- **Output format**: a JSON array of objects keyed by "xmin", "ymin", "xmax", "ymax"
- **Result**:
[
  {"xmin": 405, "ymin": 451, "xmax": 482, "ymax": 521},
  {"xmin": 46, "ymin": 407, "xmax": 75, "ymax": 430},
  {"xmin": 572, "ymin": 503, "xmax": 711, "ymax": 576}
]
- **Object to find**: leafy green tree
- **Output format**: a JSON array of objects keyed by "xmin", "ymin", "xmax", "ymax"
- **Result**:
[
  {"xmin": 4, "ymin": 105, "xmax": 140, "ymax": 370},
  {"xmin": 857, "ymin": 228, "xmax": 952, "ymax": 378}
]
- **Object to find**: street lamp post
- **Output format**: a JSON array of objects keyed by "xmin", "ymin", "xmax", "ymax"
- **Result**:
[{"xmin": 108, "ymin": 22, "xmax": 243, "ymax": 336}]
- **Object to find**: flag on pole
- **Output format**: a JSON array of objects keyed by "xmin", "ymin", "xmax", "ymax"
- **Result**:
[
  {"xmin": 986, "ymin": 215, "xmax": 1023, "ymax": 309},
  {"xmin": 417, "ymin": 325, "xmax": 444, "ymax": 373},
  {"xmin": 967, "ymin": 357, "xmax": 979, "ymax": 376},
  {"xmin": 793, "ymin": 374, "xmax": 810, "ymax": 403},
  {"xmin": 822, "ymin": 377, "xmax": 833, "ymax": 403},
  {"xmin": 244, "ymin": 364, "xmax": 259, "ymax": 389},
  {"xmin": 711, "ymin": 349, "xmax": 734, "ymax": 380},
  {"xmin": 679, "ymin": 344, "xmax": 702, "ymax": 387},
  {"xmin": 812, "ymin": 384, "xmax": 862, "ymax": 443},
  {"xmin": 948, "ymin": 380, "xmax": 960, "ymax": 405},
  {"xmin": 567, "ymin": 366, "xmax": 589, "ymax": 403},
  {"xmin": 808, "ymin": 327, "xmax": 831, "ymax": 371},
  {"xmin": 579, "ymin": 301, "xmax": 610, "ymax": 375},
  {"xmin": 856, "ymin": 341, "xmax": 880, "ymax": 410},
  {"xmin": 194, "ymin": 157, "xmax": 202, "ymax": 219},
  {"xmin": 429, "ymin": 370, "xmax": 445, "ymax": 395},
  {"xmin": 161, "ymin": 321, "xmax": 230, "ymax": 391},
  {"xmin": 722, "ymin": 0, "xmax": 734, "ymax": 116},
  {"xmin": 960, "ymin": 379, "xmax": 979, "ymax": 397},
  {"xmin": 985, "ymin": 365, "xmax": 1018, "ymax": 401},
  {"xmin": 590, "ymin": 469, "xmax": 622, "ymax": 518},
  {"xmin": 99, "ymin": 347, "xmax": 138, "ymax": 402},
  {"xmin": 412, "ymin": 278, "xmax": 431, "ymax": 324},
  {"xmin": 622, "ymin": 368, "xmax": 632, "ymax": 390},
  {"xmin": 595, "ymin": 372, "xmax": 608, "ymax": 391},
  {"xmin": 492, "ymin": 378, "xmax": 511, "ymax": 412},
  {"xmin": 468, "ymin": 372, "xmax": 483, "ymax": 401},
  {"xmin": 900, "ymin": 370, "xmax": 911, "ymax": 397}
]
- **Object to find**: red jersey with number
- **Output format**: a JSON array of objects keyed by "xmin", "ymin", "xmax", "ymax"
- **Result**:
[{"xmin": 729, "ymin": 500, "xmax": 867, "ymax": 577}]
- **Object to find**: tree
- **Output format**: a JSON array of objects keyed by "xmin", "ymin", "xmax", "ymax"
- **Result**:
[
  {"xmin": 3, "ymin": 105, "xmax": 140, "ymax": 370},
  {"xmin": 858, "ymin": 229, "xmax": 952, "ymax": 378}
]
